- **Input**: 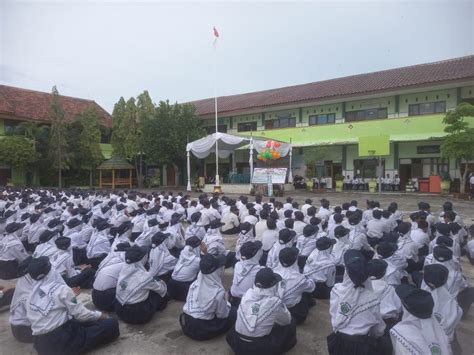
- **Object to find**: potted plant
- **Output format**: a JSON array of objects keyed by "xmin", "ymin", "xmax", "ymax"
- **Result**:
[
  {"xmin": 368, "ymin": 178, "xmax": 377, "ymax": 193},
  {"xmin": 440, "ymin": 172, "xmax": 451, "ymax": 193},
  {"xmin": 334, "ymin": 173, "xmax": 344, "ymax": 192},
  {"xmin": 305, "ymin": 164, "xmax": 315, "ymax": 191}
]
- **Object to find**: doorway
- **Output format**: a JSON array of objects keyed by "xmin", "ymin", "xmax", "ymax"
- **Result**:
[
  {"xmin": 399, "ymin": 164, "xmax": 411, "ymax": 190},
  {"xmin": 167, "ymin": 165, "xmax": 176, "ymax": 186}
]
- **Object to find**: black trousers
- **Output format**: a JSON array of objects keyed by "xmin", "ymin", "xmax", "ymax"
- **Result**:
[
  {"xmin": 287, "ymin": 293, "xmax": 312, "ymax": 325},
  {"xmin": 115, "ymin": 291, "xmax": 168, "ymax": 324},
  {"xmin": 0, "ymin": 287, "xmax": 14, "ymax": 308},
  {"xmin": 11, "ymin": 324, "xmax": 33, "ymax": 343},
  {"xmin": 226, "ymin": 252, "xmax": 237, "ymax": 269},
  {"xmin": 33, "ymin": 318, "xmax": 119, "ymax": 355},
  {"xmin": 167, "ymin": 278, "xmax": 194, "ymax": 302},
  {"xmin": 327, "ymin": 332, "xmax": 380, "ymax": 355},
  {"xmin": 458, "ymin": 287, "xmax": 474, "ymax": 317},
  {"xmin": 228, "ymin": 290, "xmax": 242, "ymax": 308},
  {"xmin": 222, "ymin": 226, "xmax": 241, "ymax": 235},
  {"xmin": 226, "ymin": 318, "xmax": 297, "ymax": 355},
  {"xmin": 335, "ymin": 265, "xmax": 345, "ymax": 284},
  {"xmin": 92, "ymin": 288, "xmax": 116, "ymax": 312},
  {"xmin": 73, "ymin": 248, "xmax": 87, "ymax": 266},
  {"xmin": 0, "ymin": 259, "xmax": 19, "ymax": 280},
  {"xmin": 180, "ymin": 306, "xmax": 237, "ymax": 341},
  {"xmin": 63, "ymin": 268, "xmax": 95, "ymax": 289},
  {"xmin": 87, "ymin": 254, "xmax": 107, "ymax": 270},
  {"xmin": 313, "ymin": 282, "xmax": 333, "ymax": 300},
  {"xmin": 297, "ymin": 255, "xmax": 308, "ymax": 271},
  {"xmin": 169, "ymin": 247, "xmax": 183, "ymax": 259},
  {"xmin": 156, "ymin": 270, "xmax": 173, "ymax": 284},
  {"xmin": 259, "ymin": 250, "xmax": 270, "ymax": 266}
]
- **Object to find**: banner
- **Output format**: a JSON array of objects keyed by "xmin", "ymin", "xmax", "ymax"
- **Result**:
[{"xmin": 252, "ymin": 168, "xmax": 288, "ymax": 184}]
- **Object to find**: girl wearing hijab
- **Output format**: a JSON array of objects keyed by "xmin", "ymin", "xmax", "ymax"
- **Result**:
[
  {"xmin": 0, "ymin": 222, "xmax": 28, "ymax": 279},
  {"xmin": 185, "ymin": 212, "xmax": 206, "ymax": 240},
  {"xmin": 115, "ymin": 245, "xmax": 168, "ymax": 324},
  {"xmin": 327, "ymin": 249, "xmax": 386, "ymax": 355},
  {"xmin": 148, "ymin": 232, "xmax": 178, "ymax": 283},
  {"xmin": 86, "ymin": 220, "xmax": 111, "ymax": 269},
  {"xmin": 229, "ymin": 241, "xmax": 264, "ymax": 307},
  {"xmin": 235, "ymin": 222, "xmax": 255, "ymax": 259},
  {"xmin": 168, "ymin": 236, "xmax": 202, "ymax": 301},
  {"xmin": 304, "ymin": 237, "xmax": 337, "ymax": 299},
  {"xmin": 226, "ymin": 267, "xmax": 297, "ymax": 354},
  {"xmin": 259, "ymin": 218, "xmax": 279, "ymax": 266},
  {"xmin": 134, "ymin": 216, "xmax": 160, "ymax": 248},
  {"xmin": 376, "ymin": 242, "xmax": 406, "ymax": 286},
  {"xmin": 180, "ymin": 254, "xmax": 237, "ymax": 340},
  {"xmin": 27, "ymin": 213, "xmax": 46, "ymax": 252},
  {"xmin": 390, "ymin": 284, "xmax": 452, "ymax": 355},
  {"xmin": 64, "ymin": 218, "xmax": 89, "ymax": 265},
  {"xmin": 266, "ymin": 228, "xmax": 295, "ymax": 269},
  {"xmin": 165, "ymin": 212, "xmax": 185, "ymax": 258},
  {"xmin": 26, "ymin": 256, "xmax": 119, "ymax": 355}
]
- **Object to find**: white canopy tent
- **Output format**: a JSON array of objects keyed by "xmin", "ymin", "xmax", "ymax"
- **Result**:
[{"xmin": 186, "ymin": 132, "xmax": 292, "ymax": 191}]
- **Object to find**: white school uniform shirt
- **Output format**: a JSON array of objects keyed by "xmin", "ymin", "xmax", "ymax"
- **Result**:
[
  {"xmin": 304, "ymin": 248, "xmax": 336, "ymax": 286},
  {"xmin": 366, "ymin": 218, "xmax": 386, "ymax": 239},
  {"xmin": 371, "ymin": 278, "xmax": 402, "ymax": 320},
  {"xmin": 28, "ymin": 220, "xmax": 47, "ymax": 245},
  {"xmin": 275, "ymin": 262, "xmax": 315, "ymax": 308},
  {"xmin": 397, "ymin": 233, "xmax": 419, "ymax": 262},
  {"xmin": 235, "ymin": 284, "xmax": 292, "ymax": 337},
  {"xmin": 33, "ymin": 239, "xmax": 58, "ymax": 259},
  {"xmin": 293, "ymin": 220, "xmax": 307, "ymax": 237},
  {"xmin": 317, "ymin": 207, "xmax": 332, "ymax": 222},
  {"xmin": 296, "ymin": 235, "xmax": 317, "ymax": 257},
  {"xmin": 410, "ymin": 228, "xmax": 430, "ymax": 246},
  {"xmin": 10, "ymin": 275, "xmax": 34, "ymax": 326},
  {"xmin": 230, "ymin": 250, "xmax": 263, "ymax": 298},
  {"xmin": 283, "ymin": 202, "xmax": 293, "ymax": 211},
  {"xmin": 221, "ymin": 213, "xmax": 240, "ymax": 232},
  {"xmin": 243, "ymin": 214, "xmax": 258, "ymax": 225},
  {"xmin": 171, "ymin": 245, "xmax": 200, "ymax": 282},
  {"xmin": 349, "ymin": 225, "xmax": 371, "ymax": 251},
  {"xmin": 254, "ymin": 219, "xmax": 268, "ymax": 239},
  {"xmin": 93, "ymin": 261, "xmax": 124, "ymax": 291},
  {"xmin": 202, "ymin": 229, "xmax": 227, "ymax": 256},
  {"xmin": 266, "ymin": 241, "xmax": 292, "ymax": 269},
  {"xmin": 260, "ymin": 229, "xmax": 279, "ymax": 252},
  {"xmin": 86, "ymin": 229, "xmax": 111, "ymax": 259},
  {"xmin": 185, "ymin": 223, "xmax": 206, "ymax": 240},
  {"xmin": 331, "ymin": 236, "xmax": 351, "ymax": 266},
  {"xmin": 51, "ymin": 248, "xmax": 78, "ymax": 278},
  {"xmin": 0, "ymin": 233, "xmax": 29, "ymax": 262},
  {"xmin": 148, "ymin": 243, "xmax": 177, "ymax": 277},
  {"xmin": 301, "ymin": 203, "xmax": 312, "ymax": 217}
]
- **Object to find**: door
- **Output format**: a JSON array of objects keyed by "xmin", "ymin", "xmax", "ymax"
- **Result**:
[
  {"xmin": 399, "ymin": 164, "xmax": 411, "ymax": 190},
  {"xmin": 167, "ymin": 165, "xmax": 176, "ymax": 186},
  {"xmin": 0, "ymin": 169, "xmax": 11, "ymax": 186}
]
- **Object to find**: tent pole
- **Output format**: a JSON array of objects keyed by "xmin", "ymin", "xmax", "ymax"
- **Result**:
[
  {"xmin": 288, "ymin": 145, "xmax": 293, "ymax": 183},
  {"xmin": 249, "ymin": 137, "xmax": 254, "ymax": 189},
  {"xmin": 187, "ymin": 150, "xmax": 191, "ymax": 192}
]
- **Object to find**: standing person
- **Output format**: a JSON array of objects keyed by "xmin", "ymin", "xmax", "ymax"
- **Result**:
[
  {"xmin": 180, "ymin": 254, "xmax": 237, "ymax": 341},
  {"xmin": 390, "ymin": 284, "xmax": 452, "ymax": 355},
  {"xmin": 226, "ymin": 268, "xmax": 297, "ymax": 355},
  {"xmin": 470, "ymin": 172, "xmax": 474, "ymax": 199},
  {"xmin": 221, "ymin": 206, "xmax": 240, "ymax": 235},
  {"xmin": 26, "ymin": 256, "xmax": 120, "ymax": 355}
]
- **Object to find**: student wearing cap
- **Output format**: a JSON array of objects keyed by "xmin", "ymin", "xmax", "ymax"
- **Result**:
[
  {"xmin": 429, "ymin": 223, "xmax": 459, "ymax": 258},
  {"xmin": 317, "ymin": 199, "xmax": 332, "ymax": 223},
  {"xmin": 86, "ymin": 220, "xmax": 112, "ymax": 269},
  {"xmin": 235, "ymin": 222, "xmax": 255, "ymax": 260},
  {"xmin": 221, "ymin": 206, "xmax": 241, "ymax": 235},
  {"xmin": 275, "ymin": 247, "xmax": 315, "ymax": 324},
  {"xmin": 64, "ymin": 217, "xmax": 89, "ymax": 265},
  {"xmin": 26, "ymin": 256, "xmax": 120, "ymax": 355},
  {"xmin": 165, "ymin": 212, "xmax": 186, "ymax": 258},
  {"xmin": 91, "ymin": 242, "xmax": 130, "ymax": 312},
  {"xmin": 331, "ymin": 225, "xmax": 352, "ymax": 281},
  {"xmin": 0, "ymin": 222, "xmax": 28, "ymax": 279},
  {"xmin": 115, "ymin": 245, "xmax": 168, "ymax": 324},
  {"xmin": 180, "ymin": 254, "xmax": 237, "ymax": 340},
  {"xmin": 229, "ymin": 241, "xmax": 264, "ymax": 307},
  {"xmin": 304, "ymin": 237, "xmax": 337, "ymax": 299},
  {"xmin": 377, "ymin": 242, "xmax": 406, "ymax": 286},
  {"xmin": 135, "ymin": 216, "xmax": 160, "ymax": 247},
  {"xmin": 327, "ymin": 250, "xmax": 386, "ymax": 355},
  {"xmin": 366, "ymin": 209, "xmax": 386, "ymax": 247},
  {"xmin": 266, "ymin": 228, "xmax": 295, "ymax": 269},
  {"xmin": 27, "ymin": 213, "xmax": 47, "ymax": 252},
  {"xmin": 185, "ymin": 212, "xmax": 207, "ymax": 240},
  {"xmin": 396, "ymin": 222, "xmax": 421, "ymax": 274},
  {"xmin": 203, "ymin": 219, "xmax": 237, "ymax": 268},
  {"xmin": 149, "ymin": 232, "xmax": 178, "ymax": 283},
  {"xmin": 421, "ymin": 264, "xmax": 462, "ymax": 347},
  {"xmin": 293, "ymin": 211, "xmax": 306, "ymax": 237},
  {"xmin": 168, "ymin": 236, "xmax": 202, "ymax": 301},
  {"xmin": 390, "ymin": 284, "xmax": 451, "ymax": 355},
  {"xmin": 296, "ymin": 224, "xmax": 318, "ymax": 270},
  {"xmin": 51, "ymin": 236, "xmax": 95, "ymax": 289},
  {"xmin": 301, "ymin": 198, "xmax": 313, "ymax": 217},
  {"xmin": 9, "ymin": 257, "xmax": 34, "ymax": 343},
  {"xmin": 259, "ymin": 218, "xmax": 279, "ymax": 266},
  {"xmin": 226, "ymin": 267, "xmax": 297, "ymax": 354},
  {"xmin": 32, "ymin": 229, "xmax": 60, "ymax": 260}
]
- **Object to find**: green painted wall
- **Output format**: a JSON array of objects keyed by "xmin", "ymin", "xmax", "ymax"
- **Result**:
[
  {"xmin": 346, "ymin": 96, "xmax": 396, "ymax": 116},
  {"xmin": 302, "ymin": 145, "xmax": 343, "ymax": 161},
  {"xmin": 398, "ymin": 140, "xmax": 443, "ymax": 158},
  {"xmin": 11, "ymin": 167, "xmax": 26, "ymax": 185},
  {"xmin": 0, "ymin": 119, "xmax": 4, "ymax": 135},
  {"xmin": 461, "ymin": 86, "xmax": 474, "ymax": 99},
  {"xmin": 399, "ymin": 88, "xmax": 457, "ymax": 115}
]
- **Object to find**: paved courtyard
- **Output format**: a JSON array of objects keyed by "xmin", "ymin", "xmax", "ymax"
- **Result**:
[{"xmin": 1, "ymin": 191, "xmax": 473, "ymax": 354}]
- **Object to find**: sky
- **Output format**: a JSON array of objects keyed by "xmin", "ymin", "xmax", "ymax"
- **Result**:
[{"xmin": 1, "ymin": 0, "xmax": 473, "ymax": 112}]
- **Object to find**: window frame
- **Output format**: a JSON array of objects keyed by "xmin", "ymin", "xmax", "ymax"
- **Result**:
[
  {"xmin": 237, "ymin": 121, "xmax": 257, "ymax": 132},
  {"xmin": 408, "ymin": 101, "xmax": 446, "ymax": 116},
  {"xmin": 308, "ymin": 113, "xmax": 336, "ymax": 126}
]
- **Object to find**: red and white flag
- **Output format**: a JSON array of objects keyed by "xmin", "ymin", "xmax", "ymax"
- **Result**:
[{"xmin": 213, "ymin": 26, "xmax": 219, "ymax": 47}]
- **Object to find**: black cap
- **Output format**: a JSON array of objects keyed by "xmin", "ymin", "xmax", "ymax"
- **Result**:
[
  {"xmin": 397, "ymin": 222, "xmax": 411, "ymax": 235},
  {"xmin": 114, "ymin": 242, "xmax": 131, "ymax": 252},
  {"xmin": 209, "ymin": 219, "xmax": 224, "ymax": 229},
  {"xmin": 279, "ymin": 228, "xmax": 295, "ymax": 244},
  {"xmin": 450, "ymin": 223, "xmax": 462, "ymax": 234},
  {"xmin": 186, "ymin": 236, "xmax": 202, "ymax": 248},
  {"xmin": 436, "ymin": 223, "xmax": 451, "ymax": 236},
  {"xmin": 377, "ymin": 242, "xmax": 398, "ymax": 258},
  {"xmin": 284, "ymin": 209, "xmax": 293, "ymax": 218},
  {"xmin": 433, "ymin": 245, "xmax": 453, "ymax": 262},
  {"xmin": 116, "ymin": 204, "xmax": 126, "ymax": 211},
  {"xmin": 240, "ymin": 241, "xmax": 263, "ymax": 260},
  {"xmin": 368, "ymin": 259, "xmax": 388, "ymax": 279},
  {"xmin": 240, "ymin": 222, "xmax": 252, "ymax": 233},
  {"xmin": 28, "ymin": 256, "xmax": 52, "ymax": 281},
  {"xmin": 5, "ymin": 222, "xmax": 26, "ymax": 234},
  {"xmin": 151, "ymin": 232, "xmax": 169, "ymax": 247},
  {"xmin": 117, "ymin": 221, "xmax": 133, "ymax": 235},
  {"xmin": 199, "ymin": 254, "xmax": 226, "ymax": 274},
  {"xmin": 148, "ymin": 219, "xmax": 159, "ymax": 227},
  {"xmin": 125, "ymin": 245, "xmax": 147, "ymax": 264},
  {"xmin": 279, "ymin": 247, "xmax": 299, "ymax": 267},
  {"xmin": 305, "ymin": 198, "xmax": 312, "ymax": 204},
  {"xmin": 418, "ymin": 202, "xmax": 430, "ymax": 210},
  {"xmin": 334, "ymin": 225, "xmax": 350, "ymax": 238},
  {"xmin": 303, "ymin": 224, "xmax": 317, "ymax": 237},
  {"xmin": 4, "ymin": 210, "xmax": 17, "ymax": 219},
  {"xmin": 423, "ymin": 264, "xmax": 449, "ymax": 289},
  {"xmin": 348, "ymin": 214, "xmax": 360, "ymax": 226},
  {"xmin": 190, "ymin": 212, "xmax": 202, "ymax": 223},
  {"xmin": 17, "ymin": 256, "xmax": 33, "ymax": 277},
  {"xmin": 96, "ymin": 221, "xmax": 111, "ymax": 231},
  {"xmin": 55, "ymin": 236, "xmax": 71, "ymax": 250},
  {"xmin": 30, "ymin": 214, "xmax": 41, "ymax": 223},
  {"xmin": 66, "ymin": 218, "xmax": 83, "ymax": 229},
  {"xmin": 316, "ymin": 237, "xmax": 336, "ymax": 250},
  {"xmin": 158, "ymin": 221, "xmax": 169, "ymax": 229},
  {"xmin": 309, "ymin": 216, "xmax": 321, "ymax": 226},
  {"xmin": 380, "ymin": 231, "xmax": 399, "ymax": 244},
  {"xmin": 344, "ymin": 249, "xmax": 369, "ymax": 287},
  {"xmin": 254, "ymin": 267, "xmax": 282, "ymax": 289},
  {"xmin": 294, "ymin": 211, "xmax": 304, "ymax": 221},
  {"xmin": 372, "ymin": 209, "xmax": 382, "ymax": 219},
  {"xmin": 436, "ymin": 235, "xmax": 453, "ymax": 248},
  {"xmin": 395, "ymin": 284, "xmax": 434, "ymax": 319},
  {"xmin": 39, "ymin": 229, "xmax": 58, "ymax": 243},
  {"xmin": 21, "ymin": 212, "xmax": 31, "ymax": 221},
  {"xmin": 266, "ymin": 218, "xmax": 277, "ymax": 230}
]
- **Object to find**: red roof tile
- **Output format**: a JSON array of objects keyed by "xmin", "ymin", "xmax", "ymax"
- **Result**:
[
  {"xmin": 0, "ymin": 85, "xmax": 112, "ymax": 127},
  {"xmin": 190, "ymin": 55, "xmax": 474, "ymax": 117}
]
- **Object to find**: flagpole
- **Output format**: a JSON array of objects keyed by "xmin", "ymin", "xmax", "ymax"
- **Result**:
[{"xmin": 213, "ymin": 27, "xmax": 220, "ymax": 190}]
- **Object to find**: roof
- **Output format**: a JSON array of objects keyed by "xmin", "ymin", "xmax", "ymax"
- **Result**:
[
  {"xmin": 97, "ymin": 156, "xmax": 135, "ymax": 170},
  {"xmin": 0, "ymin": 85, "xmax": 112, "ymax": 127},
  {"xmin": 190, "ymin": 55, "xmax": 474, "ymax": 117}
]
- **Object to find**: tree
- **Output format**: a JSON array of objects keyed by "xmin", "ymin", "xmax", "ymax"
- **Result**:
[
  {"xmin": 136, "ymin": 91, "xmax": 156, "ymax": 187},
  {"xmin": 110, "ymin": 97, "xmax": 127, "ymax": 156},
  {"xmin": 0, "ymin": 136, "xmax": 37, "ymax": 183},
  {"xmin": 440, "ymin": 102, "xmax": 474, "ymax": 194},
  {"xmin": 48, "ymin": 86, "xmax": 69, "ymax": 188}
]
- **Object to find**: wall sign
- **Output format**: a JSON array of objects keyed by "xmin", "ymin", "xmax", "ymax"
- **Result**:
[{"xmin": 416, "ymin": 145, "xmax": 440, "ymax": 154}]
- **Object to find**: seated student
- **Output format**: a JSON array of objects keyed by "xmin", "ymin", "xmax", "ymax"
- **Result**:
[
  {"xmin": 331, "ymin": 226, "xmax": 352, "ymax": 282},
  {"xmin": 115, "ymin": 245, "xmax": 168, "ymax": 324},
  {"xmin": 390, "ymin": 284, "xmax": 451, "ymax": 355},
  {"xmin": 149, "ymin": 232, "xmax": 178, "ymax": 283},
  {"xmin": 366, "ymin": 209, "xmax": 385, "ymax": 247},
  {"xmin": 180, "ymin": 254, "xmax": 237, "ymax": 341},
  {"xmin": 168, "ymin": 236, "xmax": 202, "ymax": 301},
  {"xmin": 52, "ymin": 237, "xmax": 95, "ymax": 289},
  {"xmin": 377, "ymin": 242, "xmax": 406, "ymax": 286},
  {"xmin": 135, "ymin": 216, "xmax": 159, "ymax": 248},
  {"xmin": 221, "ymin": 206, "xmax": 241, "ymax": 235},
  {"xmin": 203, "ymin": 219, "xmax": 236, "ymax": 268},
  {"xmin": 26, "ymin": 256, "xmax": 119, "ymax": 355},
  {"xmin": 275, "ymin": 247, "xmax": 315, "ymax": 324},
  {"xmin": 235, "ymin": 222, "xmax": 255, "ymax": 259},
  {"xmin": 292, "ymin": 211, "xmax": 306, "ymax": 236},
  {"xmin": 86, "ymin": 220, "xmax": 111, "ymax": 269},
  {"xmin": 229, "ymin": 241, "xmax": 264, "ymax": 307},
  {"xmin": 226, "ymin": 268, "xmax": 297, "ymax": 355},
  {"xmin": 92, "ymin": 242, "xmax": 130, "ymax": 312},
  {"xmin": 296, "ymin": 224, "xmax": 318, "ymax": 270},
  {"xmin": 64, "ymin": 217, "xmax": 89, "ymax": 265},
  {"xmin": 266, "ymin": 228, "xmax": 295, "ymax": 269},
  {"xmin": 185, "ymin": 212, "xmax": 207, "ymax": 240},
  {"xmin": 397, "ymin": 222, "xmax": 422, "ymax": 273},
  {"xmin": 304, "ymin": 237, "xmax": 337, "ymax": 299},
  {"xmin": 0, "ymin": 222, "xmax": 28, "ymax": 279},
  {"xmin": 33, "ymin": 229, "xmax": 60, "ymax": 259},
  {"xmin": 421, "ymin": 264, "xmax": 462, "ymax": 350},
  {"xmin": 259, "ymin": 218, "xmax": 279, "ymax": 266},
  {"xmin": 165, "ymin": 213, "xmax": 186, "ymax": 258},
  {"xmin": 327, "ymin": 250, "xmax": 386, "ymax": 355},
  {"xmin": 10, "ymin": 257, "xmax": 34, "ymax": 343}
]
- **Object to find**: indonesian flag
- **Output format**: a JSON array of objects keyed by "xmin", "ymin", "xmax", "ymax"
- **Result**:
[{"xmin": 213, "ymin": 26, "xmax": 219, "ymax": 47}]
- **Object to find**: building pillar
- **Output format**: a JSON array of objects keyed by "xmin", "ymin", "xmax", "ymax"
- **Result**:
[
  {"xmin": 261, "ymin": 112, "xmax": 266, "ymax": 128},
  {"xmin": 229, "ymin": 116, "xmax": 233, "ymax": 131},
  {"xmin": 393, "ymin": 142, "xmax": 399, "ymax": 170},
  {"xmin": 341, "ymin": 102, "xmax": 346, "ymax": 121},
  {"xmin": 342, "ymin": 145, "xmax": 347, "ymax": 172},
  {"xmin": 456, "ymin": 87, "xmax": 462, "ymax": 106},
  {"xmin": 395, "ymin": 95, "xmax": 400, "ymax": 118},
  {"xmin": 298, "ymin": 107, "xmax": 303, "ymax": 124}
]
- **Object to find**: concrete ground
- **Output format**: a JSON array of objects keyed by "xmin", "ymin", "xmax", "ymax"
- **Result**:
[{"xmin": 1, "ymin": 191, "xmax": 473, "ymax": 354}]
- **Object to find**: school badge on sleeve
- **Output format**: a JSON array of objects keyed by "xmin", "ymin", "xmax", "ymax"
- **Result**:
[
  {"xmin": 119, "ymin": 280, "xmax": 128, "ymax": 290},
  {"xmin": 339, "ymin": 302, "xmax": 351, "ymax": 315},
  {"xmin": 429, "ymin": 343, "xmax": 442, "ymax": 355},
  {"xmin": 251, "ymin": 303, "xmax": 260, "ymax": 315}
]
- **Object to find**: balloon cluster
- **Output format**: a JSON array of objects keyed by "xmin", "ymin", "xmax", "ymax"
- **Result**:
[{"xmin": 257, "ymin": 140, "xmax": 282, "ymax": 161}]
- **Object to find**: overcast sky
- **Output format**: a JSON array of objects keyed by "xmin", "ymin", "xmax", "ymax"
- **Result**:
[{"xmin": 1, "ymin": 0, "xmax": 473, "ymax": 112}]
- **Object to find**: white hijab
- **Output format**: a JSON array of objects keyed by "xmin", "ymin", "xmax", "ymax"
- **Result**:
[
  {"xmin": 28, "ymin": 269, "xmax": 66, "ymax": 316},
  {"xmin": 235, "ymin": 229, "xmax": 255, "ymax": 259},
  {"xmin": 173, "ymin": 245, "xmax": 200, "ymax": 275},
  {"xmin": 233, "ymin": 249, "xmax": 263, "ymax": 287},
  {"xmin": 184, "ymin": 267, "xmax": 224, "ymax": 315},
  {"xmin": 304, "ymin": 248, "xmax": 335, "ymax": 277},
  {"xmin": 149, "ymin": 242, "xmax": 175, "ymax": 276},
  {"xmin": 116, "ymin": 258, "xmax": 153, "ymax": 305},
  {"xmin": 185, "ymin": 223, "xmax": 206, "ymax": 240}
]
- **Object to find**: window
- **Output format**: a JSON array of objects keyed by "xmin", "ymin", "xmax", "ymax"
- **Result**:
[
  {"xmin": 237, "ymin": 122, "xmax": 257, "ymax": 132},
  {"xmin": 264, "ymin": 116, "xmax": 296, "ymax": 129},
  {"xmin": 309, "ymin": 113, "xmax": 336, "ymax": 125},
  {"xmin": 345, "ymin": 108, "xmax": 387, "ymax": 122},
  {"xmin": 205, "ymin": 125, "xmax": 227, "ymax": 134},
  {"xmin": 408, "ymin": 101, "xmax": 446, "ymax": 116},
  {"xmin": 4, "ymin": 120, "xmax": 19, "ymax": 135}
]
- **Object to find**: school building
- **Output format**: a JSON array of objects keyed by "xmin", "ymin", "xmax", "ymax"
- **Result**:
[
  {"xmin": 188, "ymin": 55, "xmax": 474, "ymax": 191},
  {"xmin": 0, "ymin": 85, "xmax": 113, "ymax": 186}
]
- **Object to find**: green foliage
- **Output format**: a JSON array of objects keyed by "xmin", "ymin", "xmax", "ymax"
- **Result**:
[
  {"xmin": 111, "ymin": 97, "xmax": 139, "ymax": 160},
  {"xmin": 136, "ymin": 91, "xmax": 155, "ymax": 123},
  {"xmin": 0, "ymin": 136, "xmax": 37, "ymax": 168},
  {"xmin": 78, "ymin": 107, "xmax": 103, "ymax": 170}
]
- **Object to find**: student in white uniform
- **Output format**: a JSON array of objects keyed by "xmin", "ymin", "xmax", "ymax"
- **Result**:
[
  {"xmin": 148, "ymin": 232, "xmax": 178, "ymax": 283},
  {"xmin": 115, "ymin": 245, "xmax": 168, "ymax": 324},
  {"xmin": 296, "ymin": 224, "xmax": 318, "ymax": 270},
  {"xmin": 376, "ymin": 242, "xmax": 406, "ymax": 286},
  {"xmin": 293, "ymin": 211, "xmax": 307, "ymax": 236},
  {"xmin": 331, "ymin": 225, "xmax": 352, "ymax": 282},
  {"xmin": 266, "ymin": 228, "xmax": 295, "ymax": 269},
  {"xmin": 390, "ymin": 284, "xmax": 452, "ymax": 355},
  {"xmin": 366, "ymin": 209, "xmax": 385, "ymax": 247},
  {"xmin": 180, "ymin": 254, "xmax": 237, "ymax": 340},
  {"xmin": 203, "ymin": 219, "xmax": 236, "ymax": 268},
  {"xmin": 304, "ymin": 237, "xmax": 337, "ymax": 299},
  {"xmin": 229, "ymin": 241, "xmax": 264, "ymax": 307},
  {"xmin": 32, "ymin": 229, "xmax": 60, "ymax": 259},
  {"xmin": 0, "ymin": 222, "xmax": 28, "ymax": 279},
  {"xmin": 221, "ymin": 206, "xmax": 241, "ymax": 235},
  {"xmin": 259, "ymin": 218, "xmax": 279, "ymax": 266},
  {"xmin": 86, "ymin": 220, "xmax": 112, "ymax": 269},
  {"xmin": 275, "ymin": 247, "xmax": 315, "ymax": 324},
  {"xmin": 226, "ymin": 268, "xmax": 297, "ymax": 354},
  {"xmin": 168, "ymin": 236, "xmax": 202, "ymax": 301},
  {"xmin": 185, "ymin": 212, "xmax": 207, "ymax": 240},
  {"xmin": 327, "ymin": 249, "xmax": 386, "ymax": 355},
  {"xmin": 26, "ymin": 256, "xmax": 119, "ymax": 355},
  {"xmin": 235, "ymin": 222, "xmax": 255, "ymax": 259}
]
